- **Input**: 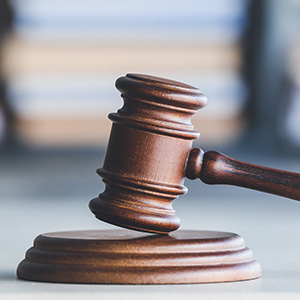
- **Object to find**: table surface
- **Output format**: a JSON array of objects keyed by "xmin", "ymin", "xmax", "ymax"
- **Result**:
[{"xmin": 1, "ymin": 149, "xmax": 300, "ymax": 299}]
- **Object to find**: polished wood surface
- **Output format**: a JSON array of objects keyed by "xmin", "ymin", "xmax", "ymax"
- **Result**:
[
  {"xmin": 90, "ymin": 73, "xmax": 300, "ymax": 234},
  {"xmin": 90, "ymin": 74, "xmax": 208, "ymax": 234},
  {"xmin": 17, "ymin": 74, "xmax": 299, "ymax": 285},
  {"xmin": 17, "ymin": 229, "xmax": 261, "ymax": 284},
  {"xmin": 186, "ymin": 148, "xmax": 300, "ymax": 200}
]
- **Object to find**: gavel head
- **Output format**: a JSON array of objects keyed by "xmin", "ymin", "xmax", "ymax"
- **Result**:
[{"xmin": 89, "ymin": 74, "xmax": 207, "ymax": 234}]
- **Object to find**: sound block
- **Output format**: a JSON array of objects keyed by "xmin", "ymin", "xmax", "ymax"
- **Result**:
[{"xmin": 17, "ymin": 230, "xmax": 261, "ymax": 284}]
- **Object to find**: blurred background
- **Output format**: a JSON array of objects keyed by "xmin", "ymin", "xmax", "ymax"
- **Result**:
[
  {"xmin": 1, "ymin": 0, "xmax": 300, "ymax": 152},
  {"xmin": 1, "ymin": 0, "xmax": 300, "ymax": 278}
]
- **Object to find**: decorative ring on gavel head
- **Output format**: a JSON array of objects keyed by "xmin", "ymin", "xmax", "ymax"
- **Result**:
[
  {"xmin": 90, "ymin": 73, "xmax": 300, "ymax": 234},
  {"xmin": 89, "ymin": 74, "xmax": 207, "ymax": 234}
]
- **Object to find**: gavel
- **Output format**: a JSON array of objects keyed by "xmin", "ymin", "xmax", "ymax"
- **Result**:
[{"xmin": 89, "ymin": 73, "xmax": 300, "ymax": 234}]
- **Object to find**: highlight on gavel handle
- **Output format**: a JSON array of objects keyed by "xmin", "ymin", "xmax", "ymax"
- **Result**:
[{"xmin": 186, "ymin": 148, "xmax": 300, "ymax": 201}]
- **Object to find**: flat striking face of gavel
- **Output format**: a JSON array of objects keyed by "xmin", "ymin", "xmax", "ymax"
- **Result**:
[{"xmin": 89, "ymin": 73, "xmax": 300, "ymax": 234}]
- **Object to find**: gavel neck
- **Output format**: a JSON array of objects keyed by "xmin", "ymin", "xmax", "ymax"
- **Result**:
[{"xmin": 185, "ymin": 148, "xmax": 300, "ymax": 201}]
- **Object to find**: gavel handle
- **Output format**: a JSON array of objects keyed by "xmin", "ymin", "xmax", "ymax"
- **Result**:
[{"xmin": 186, "ymin": 148, "xmax": 300, "ymax": 201}]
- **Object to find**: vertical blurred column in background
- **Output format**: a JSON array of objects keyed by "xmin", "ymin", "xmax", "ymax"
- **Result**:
[
  {"xmin": 246, "ymin": 0, "xmax": 300, "ymax": 155},
  {"xmin": 2, "ymin": 0, "xmax": 250, "ymax": 149},
  {"xmin": 283, "ymin": 0, "xmax": 300, "ymax": 152},
  {"xmin": 0, "ymin": 0, "xmax": 13, "ymax": 147}
]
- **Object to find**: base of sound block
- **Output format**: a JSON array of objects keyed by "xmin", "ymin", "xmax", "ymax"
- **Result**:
[{"xmin": 17, "ymin": 229, "xmax": 261, "ymax": 284}]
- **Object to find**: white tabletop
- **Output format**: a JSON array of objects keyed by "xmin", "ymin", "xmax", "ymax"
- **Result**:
[{"xmin": 1, "ymin": 150, "xmax": 300, "ymax": 299}]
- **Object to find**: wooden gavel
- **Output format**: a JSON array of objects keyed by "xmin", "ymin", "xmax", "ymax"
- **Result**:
[{"xmin": 89, "ymin": 73, "xmax": 300, "ymax": 234}]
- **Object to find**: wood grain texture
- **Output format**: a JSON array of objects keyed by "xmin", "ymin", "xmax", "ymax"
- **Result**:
[
  {"xmin": 90, "ymin": 74, "xmax": 300, "ymax": 234},
  {"xmin": 89, "ymin": 74, "xmax": 207, "ymax": 234},
  {"xmin": 186, "ymin": 148, "xmax": 300, "ymax": 200},
  {"xmin": 17, "ymin": 230, "xmax": 261, "ymax": 284}
]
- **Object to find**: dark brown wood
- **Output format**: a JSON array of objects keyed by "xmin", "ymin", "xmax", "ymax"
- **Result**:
[
  {"xmin": 90, "ymin": 73, "xmax": 300, "ymax": 234},
  {"xmin": 17, "ymin": 229, "xmax": 261, "ymax": 284},
  {"xmin": 186, "ymin": 148, "xmax": 300, "ymax": 200},
  {"xmin": 89, "ymin": 74, "xmax": 208, "ymax": 234}
]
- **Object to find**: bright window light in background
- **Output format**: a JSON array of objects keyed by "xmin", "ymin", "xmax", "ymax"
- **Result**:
[
  {"xmin": 4, "ymin": 0, "xmax": 250, "ymax": 149},
  {"xmin": 2, "ymin": 0, "xmax": 300, "ymax": 154}
]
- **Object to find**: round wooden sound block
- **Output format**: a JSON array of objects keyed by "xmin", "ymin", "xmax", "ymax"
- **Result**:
[{"xmin": 17, "ymin": 230, "xmax": 261, "ymax": 284}]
